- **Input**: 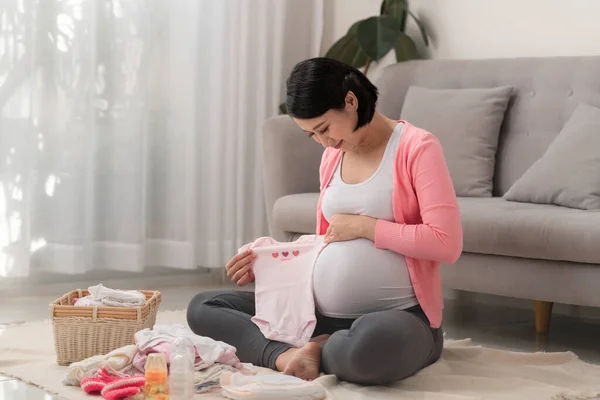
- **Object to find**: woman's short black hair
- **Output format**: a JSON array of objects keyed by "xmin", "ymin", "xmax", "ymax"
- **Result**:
[{"xmin": 285, "ymin": 57, "xmax": 379, "ymax": 130}]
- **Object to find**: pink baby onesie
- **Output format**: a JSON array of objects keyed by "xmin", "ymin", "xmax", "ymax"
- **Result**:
[{"xmin": 239, "ymin": 235, "xmax": 326, "ymax": 348}]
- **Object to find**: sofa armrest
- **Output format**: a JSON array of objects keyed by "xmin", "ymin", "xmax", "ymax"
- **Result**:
[{"xmin": 262, "ymin": 115, "xmax": 323, "ymax": 240}]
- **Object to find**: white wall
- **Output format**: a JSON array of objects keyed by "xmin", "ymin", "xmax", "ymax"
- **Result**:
[
  {"xmin": 322, "ymin": 0, "xmax": 600, "ymax": 78},
  {"xmin": 409, "ymin": 0, "xmax": 600, "ymax": 59}
]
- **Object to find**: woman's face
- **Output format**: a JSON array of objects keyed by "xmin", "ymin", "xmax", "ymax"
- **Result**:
[{"xmin": 293, "ymin": 92, "xmax": 365, "ymax": 151}]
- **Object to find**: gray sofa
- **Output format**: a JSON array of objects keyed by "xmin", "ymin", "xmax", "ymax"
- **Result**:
[{"xmin": 262, "ymin": 56, "xmax": 600, "ymax": 334}]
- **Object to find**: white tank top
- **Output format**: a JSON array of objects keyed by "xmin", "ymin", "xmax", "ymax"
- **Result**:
[{"xmin": 313, "ymin": 122, "xmax": 418, "ymax": 318}]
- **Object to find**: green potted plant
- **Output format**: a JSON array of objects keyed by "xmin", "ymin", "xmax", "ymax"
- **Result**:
[{"xmin": 280, "ymin": 0, "xmax": 428, "ymax": 114}]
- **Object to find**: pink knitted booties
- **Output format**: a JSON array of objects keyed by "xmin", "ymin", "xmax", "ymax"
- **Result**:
[
  {"xmin": 81, "ymin": 368, "xmax": 145, "ymax": 400},
  {"xmin": 81, "ymin": 368, "xmax": 119, "ymax": 394},
  {"xmin": 101, "ymin": 375, "xmax": 145, "ymax": 400}
]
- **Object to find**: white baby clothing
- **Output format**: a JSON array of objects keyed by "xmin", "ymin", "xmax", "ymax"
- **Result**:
[
  {"xmin": 239, "ymin": 235, "xmax": 326, "ymax": 348},
  {"xmin": 75, "ymin": 284, "xmax": 146, "ymax": 307},
  {"xmin": 220, "ymin": 372, "xmax": 326, "ymax": 400},
  {"xmin": 194, "ymin": 363, "xmax": 246, "ymax": 393},
  {"xmin": 62, "ymin": 344, "xmax": 139, "ymax": 386},
  {"xmin": 73, "ymin": 296, "xmax": 104, "ymax": 307}
]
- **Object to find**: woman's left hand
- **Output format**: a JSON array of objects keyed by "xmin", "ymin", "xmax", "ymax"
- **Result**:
[{"xmin": 325, "ymin": 214, "xmax": 377, "ymax": 243}]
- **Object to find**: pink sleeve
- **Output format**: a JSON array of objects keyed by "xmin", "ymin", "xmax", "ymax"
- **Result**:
[
  {"xmin": 316, "ymin": 149, "xmax": 333, "ymax": 235},
  {"xmin": 374, "ymin": 134, "xmax": 463, "ymax": 264}
]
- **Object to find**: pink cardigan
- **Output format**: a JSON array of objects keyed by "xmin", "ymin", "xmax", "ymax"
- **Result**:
[{"xmin": 316, "ymin": 121, "xmax": 463, "ymax": 328}]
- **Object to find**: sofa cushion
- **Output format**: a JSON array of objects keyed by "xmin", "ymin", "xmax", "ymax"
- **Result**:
[
  {"xmin": 459, "ymin": 197, "xmax": 600, "ymax": 264},
  {"xmin": 503, "ymin": 103, "xmax": 600, "ymax": 210},
  {"xmin": 273, "ymin": 193, "xmax": 319, "ymax": 235},
  {"xmin": 399, "ymin": 86, "xmax": 512, "ymax": 197}
]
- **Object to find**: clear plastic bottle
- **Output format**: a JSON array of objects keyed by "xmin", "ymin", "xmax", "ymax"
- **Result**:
[
  {"xmin": 169, "ymin": 338, "xmax": 195, "ymax": 400},
  {"xmin": 144, "ymin": 353, "xmax": 170, "ymax": 400}
]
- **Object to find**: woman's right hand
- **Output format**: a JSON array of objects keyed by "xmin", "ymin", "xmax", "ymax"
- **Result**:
[{"xmin": 225, "ymin": 250, "xmax": 256, "ymax": 286}]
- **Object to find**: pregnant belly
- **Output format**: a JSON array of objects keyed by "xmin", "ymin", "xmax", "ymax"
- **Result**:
[{"xmin": 312, "ymin": 239, "xmax": 417, "ymax": 318}]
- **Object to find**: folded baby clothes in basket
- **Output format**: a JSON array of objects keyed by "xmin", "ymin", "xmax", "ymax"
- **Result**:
[{"xmin": 74, "ymin": 284, "xmax": 146, "ymax": 307}]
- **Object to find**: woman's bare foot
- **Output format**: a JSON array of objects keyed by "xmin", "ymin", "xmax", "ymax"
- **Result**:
[
  {"xmin": 278, "ymin": 342, "xmax": 322, "ymax": 381},
  {"xmin": 309, "ymin": 334, "xmax": 331, "ymax": 346}
]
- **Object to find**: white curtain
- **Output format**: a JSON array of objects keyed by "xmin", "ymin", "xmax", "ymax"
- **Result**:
[{"xmin": 0, "ymin": 0, "xmax": 323, "ymax": 277}]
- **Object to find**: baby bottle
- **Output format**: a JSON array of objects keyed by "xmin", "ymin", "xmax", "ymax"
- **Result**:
[
  {"xmin": 169, "ymin": 338, "xmax": 195, "ymax": 400},
  {"xmin": 144, "ymin": 353, "xmax": 170, "ymax": 400}
]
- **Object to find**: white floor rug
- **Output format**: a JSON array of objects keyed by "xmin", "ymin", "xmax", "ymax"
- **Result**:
[{"xmin": 1, "ymin": 309, "xmax": 599, "ymax": 400}]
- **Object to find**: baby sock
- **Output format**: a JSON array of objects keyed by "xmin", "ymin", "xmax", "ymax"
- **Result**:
[
  {"xmin": 81, "ymin": 368, "xmax": 119, "ymax": 394},
  {"xmin": 81, "ymin": 368, "xmax": 145, "ymax": 400},
  {"xmin": 101, "ymin": 376, "xmax": 145, "ymax": 400}
]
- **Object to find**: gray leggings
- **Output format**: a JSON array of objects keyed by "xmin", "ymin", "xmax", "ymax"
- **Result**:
[{"xmin": 187, "ymin": 290, "xmax": 443, "ymax": 385}]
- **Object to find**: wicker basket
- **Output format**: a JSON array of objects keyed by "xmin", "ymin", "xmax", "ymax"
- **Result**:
[{"xmin": 49, "ymin": 289, "xmax": 161, "ymax": 365}]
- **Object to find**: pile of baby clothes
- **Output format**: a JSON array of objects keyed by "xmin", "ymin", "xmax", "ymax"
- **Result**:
[
  {"xmin": 63, "ymin": 324, "xmax": 253, "ymax": 398},
  {"xmin": 73, "ymin": 284, "xmax": 146, "ymax": 307},
  {"xmin": 133, "ymin": 324, "xmax": 253, "ymax": 393}
]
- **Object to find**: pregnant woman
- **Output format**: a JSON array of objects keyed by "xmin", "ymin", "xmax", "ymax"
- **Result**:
[{"xmin": 187, "ymin": 58, "xmax": 463, "ymax": 385}]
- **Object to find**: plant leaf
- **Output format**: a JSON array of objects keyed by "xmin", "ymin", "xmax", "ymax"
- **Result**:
[
  {"xmin": 394, "ymin": 32, "xmax": 418, "ymax": 62},
  {"xmin": 380, "ymin": 0, "xmax": 407, "ymax": 17},
  {"xmin": 325, "ymin": 32, "xmax": 369, "ymax": 69},
  {"xmin": 380, "ymin": 0, "xmax": 429, "ymax": 46},
  {"xmin": 278, "ymin": 102, "xmax": 288, "ymax": 115},
  {"xmin": 348, "ymin": 20, "xmax": 361, "ymax": 35},
  {"xmin": 406, "ymin": 10, "xmax": 429, "ymax": 46},
  {"xmin": 356, "ymin": 16, "xmax": 400, "ymax": 62},
  {"xmin": 380, "ymin": 0, "xmax": 408, "ymax": 31}
]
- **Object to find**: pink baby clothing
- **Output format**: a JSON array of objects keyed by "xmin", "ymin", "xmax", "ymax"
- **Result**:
[{"xmin": 239, "ymin": 235, "xmax": 326, "ymax": 348}]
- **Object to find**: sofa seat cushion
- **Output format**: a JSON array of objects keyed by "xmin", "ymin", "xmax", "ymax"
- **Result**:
[
  {"xmin": 460, "ymin": 197, "xmax": 600, "ymax": 264},
  {"xmin": 273, "ymin": 193, "xmax": 319, "ymax": 235}
]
